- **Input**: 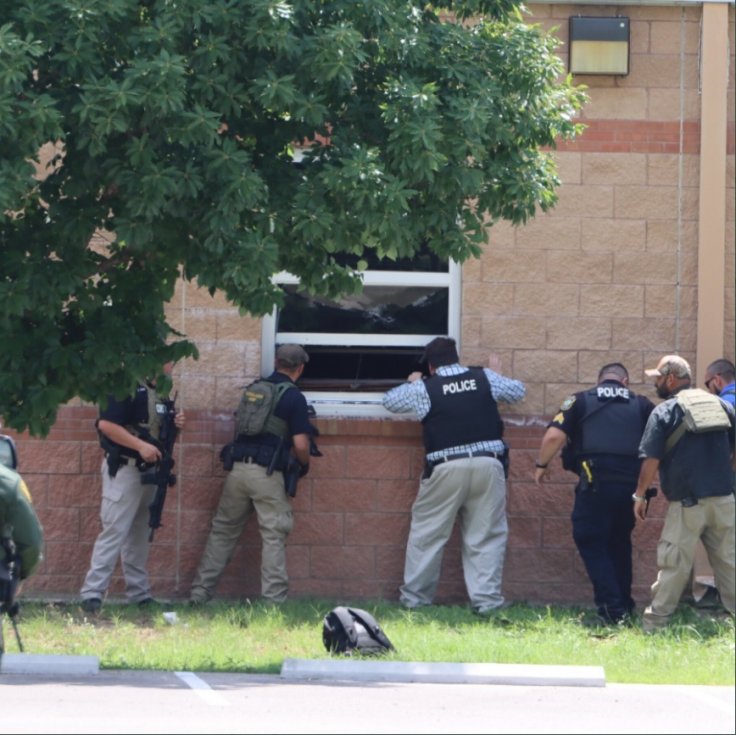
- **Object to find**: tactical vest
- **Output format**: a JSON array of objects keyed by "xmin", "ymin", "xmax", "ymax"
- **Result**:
[
  {"xmin": 99, "ymin": 384, "xmax": 165, "ymax": 465},
  {"xmin": 125, "ymin": 384, "xmax": 163, "ymax": 442},
  {"xmin": 421, "ymin": 368, "xmax": 503, "ymax": 453},
  {"xmin": 235, "ymin": 380, "xmax": 295, "ymax": 440},
  {"xmin": 574, "ymin": 385, "xmax": 643, "ymax": 458}
]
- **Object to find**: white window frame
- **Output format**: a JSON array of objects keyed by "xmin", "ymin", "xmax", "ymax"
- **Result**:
[{"xmin": 261, "ymin": 260, "xmax": 462, "ymax": 417}]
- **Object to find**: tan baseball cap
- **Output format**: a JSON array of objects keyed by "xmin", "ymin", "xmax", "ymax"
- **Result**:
[{"xmin": 644, "ymin": 354, "xmax": 691, "ymax": 379}]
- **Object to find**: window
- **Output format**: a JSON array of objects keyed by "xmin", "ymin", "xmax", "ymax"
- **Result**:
[{"xmin": 261, "ymin": 248, "xmax": 461, "ymax": 417}]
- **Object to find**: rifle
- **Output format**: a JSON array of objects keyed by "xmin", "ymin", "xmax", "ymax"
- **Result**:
[
  {"xmin": 141, "ymin": 394, "xmax": 179, "ymax": 542},
  {"xmin": 0, "ymin": 537, "xmax": 23, "ymax": 652}
]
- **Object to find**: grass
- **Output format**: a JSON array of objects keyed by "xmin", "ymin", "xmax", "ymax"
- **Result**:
[{"xmin": 4, "ymin": 598, "xmax": 733, "ymax": 686}]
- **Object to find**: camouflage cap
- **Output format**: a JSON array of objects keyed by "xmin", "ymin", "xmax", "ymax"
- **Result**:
[{"xmin": 645, "ymin": 354, "xmax": 691, "ymax": 379}]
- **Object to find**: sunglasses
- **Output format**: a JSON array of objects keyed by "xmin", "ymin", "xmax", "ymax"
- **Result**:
[{"xmin": 705, "ymin": 375, "xmax": 719, "ymax": 391}]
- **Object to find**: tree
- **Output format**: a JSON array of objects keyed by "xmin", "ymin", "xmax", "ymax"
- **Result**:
[{"xmin": 0, "ymin": 0, "xmax": 585, "ymax": 435}]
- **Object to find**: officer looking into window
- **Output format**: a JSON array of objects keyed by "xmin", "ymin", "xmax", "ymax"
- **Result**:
[
  {"xmin": 534, "ymin": 363, "xmax": 655, "ymax": 625},
  {"xmin": 189, "ymin": 344, "xmax": 313, "ymax": 605},
  {"xmin": 383, "ymin": 336, "xmax": 526, "ymax": 616}
]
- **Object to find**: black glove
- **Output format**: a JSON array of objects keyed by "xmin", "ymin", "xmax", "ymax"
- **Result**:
[{"xmin": 298, "ymin": 462, "xmax": 310, "ymax": 478}]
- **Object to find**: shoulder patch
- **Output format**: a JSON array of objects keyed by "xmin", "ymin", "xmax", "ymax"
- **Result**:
[
  {"xmin": 551, "ymin": 412, "xmax": 565, "ymax": 425},
  {"xmin": 560, "ymin": 395, "xmax": 576, "ymax": 412},
  {"xmin": 19, "ymin": 478, "xmax": 33, "ymax": 503}
]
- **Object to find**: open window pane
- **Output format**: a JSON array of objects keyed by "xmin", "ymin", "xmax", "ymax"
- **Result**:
[
  {"xmin": 277, "ymin": 284, "xmax": 449, "ymax": 335},
  {"xmin": 296, "ymin": 345, "xmax": 426, "ymax": 391},
  {"xmin": 262, "ymin": 254, "xmax": 460, "ymax": 415}
]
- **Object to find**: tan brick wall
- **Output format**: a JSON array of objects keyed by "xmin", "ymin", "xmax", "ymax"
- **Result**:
[{"xmin": 10, "ymin": 3, "xmax": 735, "ymax": 611}]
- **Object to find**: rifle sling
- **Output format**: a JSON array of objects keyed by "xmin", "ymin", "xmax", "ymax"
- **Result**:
[{"xmin": 664, "ymin": 421, "xmax": 687, "ymax": 456}]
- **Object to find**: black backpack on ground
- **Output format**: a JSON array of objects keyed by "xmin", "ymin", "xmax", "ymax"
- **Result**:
[{"xmin": 322, "ymin": 606, "xmax": 395, "ymax": 656}]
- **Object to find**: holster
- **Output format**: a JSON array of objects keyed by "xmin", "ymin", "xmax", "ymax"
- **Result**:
[
  {"xmin": 219, "ymin": 443, "xmax": 235, "ymax": 472},
  {"xmin": 500, "ymin": 446, "xmax": 510, "ymax": 480},
  {"xmin": 221, "ymin": 442, "xmax": 280, "ymax": 472},
  {"xmin": 422, "ymin": 461, "xmax": 434, "ymax": 481},
  {"xmin": 105, "ymin": 453, "xmax": 122, "ymax": 478},
  {"xmin": 577, "ymin": 459, "xmax": 596, "ymax": 493},
  {"xmin": 284, "ymin": 458, "xmax": 301, "ymax": 497}
]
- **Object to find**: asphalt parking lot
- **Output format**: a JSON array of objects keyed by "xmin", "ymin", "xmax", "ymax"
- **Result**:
[{"xmin": 1, "ymin": 666, "xmax": 734, "ymax": 734}]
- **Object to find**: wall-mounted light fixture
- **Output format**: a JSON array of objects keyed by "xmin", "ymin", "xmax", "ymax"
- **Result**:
[{"xmin": 569, "ymin": 16, "xmax": 630, "ymax": 76}]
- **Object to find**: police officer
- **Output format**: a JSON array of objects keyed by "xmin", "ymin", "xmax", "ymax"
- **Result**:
[
  {"xmin": 0, "ymin": 435, "xmax": 44, "ymax": 653},
  {"xmin": 189, "ymin": 344, "xmax": 313, "ymax": 605},
  {"xmin": 534, "ymin": 363, "xmax": 655, "ymax": 625},
  {"xmin": 79, "ymin": 362, "xmax": 185, "ymax": 614},
  {"xmin": 383, "ymin": 336, "xmax": 526, "ymax": 615}
]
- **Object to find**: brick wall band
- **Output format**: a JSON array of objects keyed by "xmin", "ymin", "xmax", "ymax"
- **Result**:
[{"xmin": 13, "ymin": 406, "xmax": 663, "ymax": 608}]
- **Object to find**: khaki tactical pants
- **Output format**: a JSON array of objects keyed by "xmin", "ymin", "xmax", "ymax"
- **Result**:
[
  {"xmin": 400, "ymin": 455, "xmax": 508, "ymax": 614},
  {"xmin": 643, "ymin": 493, "xmax": 735, "ymax": 631},
  {"xmin": 190, "ymin": 461, "xmax": 293, "ymax": 603},
  {"xmin": 80, "ymin": 460, "xmax": 155, "ymax": 603}
]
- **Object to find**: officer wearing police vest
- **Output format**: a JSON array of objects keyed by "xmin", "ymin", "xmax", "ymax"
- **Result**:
[
  {"xmin": 190, "ymin": 344, "xmax": 312, "ymax": 605},
  {"xmin": 534, "ymin": 363, "xmax": 655, "ymax": 625},
  {"xmin": 383, "ymin": 336, "xmax": 526, "ymax": 616}
]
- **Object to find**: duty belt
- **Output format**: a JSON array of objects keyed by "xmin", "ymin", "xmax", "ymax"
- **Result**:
[{"xmin": 428, "ymin": 450, "xmax": 502, "ymax": 468}]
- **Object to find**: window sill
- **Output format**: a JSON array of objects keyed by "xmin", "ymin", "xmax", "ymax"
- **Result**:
[{"xmin": 304, "ymin": 392, "xmax": 417, "ymax": 421}]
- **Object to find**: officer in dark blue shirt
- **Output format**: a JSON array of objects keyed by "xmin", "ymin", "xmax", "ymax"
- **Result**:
[
  {"xmin": 80, "ymin": 362, "xmax": 185, "ymax": 614},
  {"xmin": 535, "ymin": 363, "xmax": 655, "ymax": 625},
  {"xmin": 190, "ymin": 344, "xmax": 312, "ymax": 604}
]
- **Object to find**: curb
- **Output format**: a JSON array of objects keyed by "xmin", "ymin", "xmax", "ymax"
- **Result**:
[
  {"xmin": 0, "ymin": 653, "xmax": 100, "ymax": 676},
  {"xmin": 280, "ymin": 658, "xmax": 606, "ymax": 687}
]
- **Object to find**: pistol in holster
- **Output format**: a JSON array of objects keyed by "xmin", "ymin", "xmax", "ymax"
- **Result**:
[{"xmin": 578, "ymin": 459, "xmax": 596, "ymax": 493}]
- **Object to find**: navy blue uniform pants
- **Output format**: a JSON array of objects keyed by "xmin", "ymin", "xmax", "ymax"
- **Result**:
[{"xmin": 571, "ymin": 479, "xmax": 636, "ymax": 622}]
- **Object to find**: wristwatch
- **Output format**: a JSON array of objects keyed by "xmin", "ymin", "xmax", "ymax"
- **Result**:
[
  {"xmin": 535, "ymin": 461, "xmax": 548, "ymax": 469},
  {"xmin": 631, "ymin": 494, "xmax": 645, "ymax": 502}
]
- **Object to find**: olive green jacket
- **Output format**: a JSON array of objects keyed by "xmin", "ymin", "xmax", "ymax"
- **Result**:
[{"xmin": 0, "ymin": 465, "xmax": 44, "ymax": 579}]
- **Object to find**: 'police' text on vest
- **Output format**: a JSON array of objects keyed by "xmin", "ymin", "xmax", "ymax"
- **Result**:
[
  {"xmin": 596, "ymin": 386, "xmax": 629, "ymax": 400},
  {"xmin": 442, "ymin": 378, "xmax": 478, "ymax": 395}
]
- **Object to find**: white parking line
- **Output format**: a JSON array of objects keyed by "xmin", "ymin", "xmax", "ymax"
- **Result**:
[{"xmin": 175, "ymin": 671, "xmax": 230, "ymax": 706}]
